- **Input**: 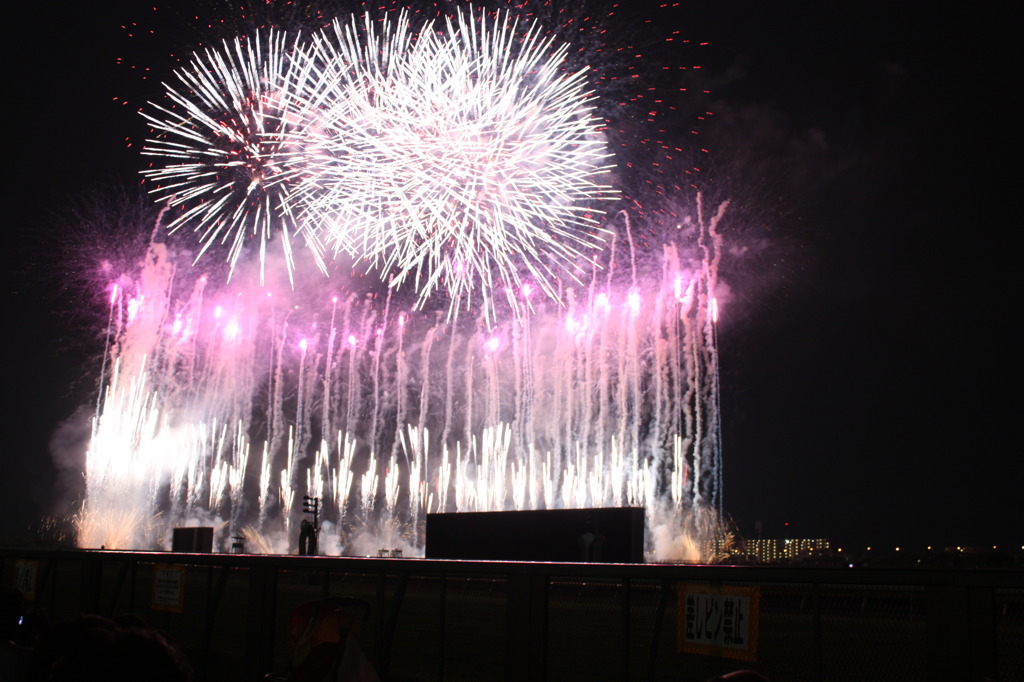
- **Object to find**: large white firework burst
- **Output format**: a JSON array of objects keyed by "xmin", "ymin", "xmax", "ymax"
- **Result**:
[
  {"xmin": 291, "ymin": 8, "xmax": 615, "ymax": 323},
  {"xmin": 141, "ymin": 8, "xmax": 616, "ymax": 321},
  {"xmin": 141, "ymin": 30, "xmax": 326, "ymax": 283}
]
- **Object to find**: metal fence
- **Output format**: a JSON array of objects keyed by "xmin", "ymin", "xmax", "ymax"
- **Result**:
[{"xmin": 2, "ymin": 548, "xmax": 1021, "ymax": 681}]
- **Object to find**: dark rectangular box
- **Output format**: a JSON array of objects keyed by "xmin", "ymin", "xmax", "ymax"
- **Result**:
[
  {"xmin": 425, "ymin": 508, "xmax": 644, "ymax": 563},
  {"xmin": 172, "ymin": 527, "xmax": 214, "ymax": 553}
]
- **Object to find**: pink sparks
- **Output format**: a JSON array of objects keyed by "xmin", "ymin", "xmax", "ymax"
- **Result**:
[
  {"xmin": 347, "ymin": 334, "xmax": 358, "ymax": 347},
  {"xmin": 521, "ymin": 283, "xmax": 534, "ymax": 298},
  {"xmin": 628, "ymin": 291, "xmax": 641, "ymax": 316},
  {"xmin": 595, "ymin": 292, "xmax": 610, "ymax": 311},
  {"xmin": 484, "ymin": 337, "xmax": 501, "ymax": 353},
  {"xmin": 213, "ymin": 305, "xmax": 224, "ymax": 319},
  {"xmin": 678, "ymin": 278, "xmax": 694, "ymax": 305},
  {"xmin": 172, "ymin": 314, "xmax": 184, "ymax": 335},
  {"xmin": 711, "ymin": 297, "xmax": 719, "ymax": 324},
  {"xmin": 298, "ymin": 338, "xmax": 309, "ymax": 352},
  {"xmin": 223, "ymin": 321, "xmax": 240, "ymax": 341},
  {"xmin": 109, "ymin": 283, "xmax": 120, "ymax": 305},
  {"xmin": 126, "ymin": 297, "xmax": 141, "ymax": 324}
]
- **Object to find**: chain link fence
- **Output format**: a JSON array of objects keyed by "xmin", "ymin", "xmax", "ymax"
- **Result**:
[{"xmin": 2, "ymin": 549, "xmax": 1020, "ymax": 681}]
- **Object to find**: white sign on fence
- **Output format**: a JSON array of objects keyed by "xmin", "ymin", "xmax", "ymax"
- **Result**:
[{"xmin": 15, "ymin": 560, "xmax": 39, "ymax": 600}]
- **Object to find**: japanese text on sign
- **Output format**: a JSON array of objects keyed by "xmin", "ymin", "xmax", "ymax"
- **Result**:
[
  {"xmin": 15, "ymin": 561, "xmax": 39, "ymax": 600},
  {"xmin": 678, "ymin": 584, "xmax": 760, "ymax": 661},
  {"xmin": 152, "ymin": 565, "xmax": 185, "ymax": 613}
]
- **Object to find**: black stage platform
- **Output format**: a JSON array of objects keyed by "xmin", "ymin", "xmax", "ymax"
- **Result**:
[{"xmin": 425, "ymin": 507, "xmax": 645, "ymax": 563}]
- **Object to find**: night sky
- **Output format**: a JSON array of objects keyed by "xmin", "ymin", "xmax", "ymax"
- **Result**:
[{"xmin": 5, "ymin": 1, "xmax": 1015, "ymax": 553}]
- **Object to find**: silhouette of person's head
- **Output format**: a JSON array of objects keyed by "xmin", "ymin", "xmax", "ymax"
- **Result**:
[{"xmin": 30, "ymin": 615, "xmax": 192, "ymax": 682}]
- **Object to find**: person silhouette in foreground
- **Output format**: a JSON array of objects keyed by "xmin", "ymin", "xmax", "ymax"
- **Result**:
[
  {"xmin": 28, "ymin": 614, "xmax": 192, "ymax": 682},
  {"xmin": 1, "ymin": 587, "xmax": 31, "ymax": 681},
  {"xmin": 287, "ymin": 599, "xmax": 379, "ymax": 682},
  {"xmin": 706, "ymin": 671, "xmax": 770, "ymax": 682}
]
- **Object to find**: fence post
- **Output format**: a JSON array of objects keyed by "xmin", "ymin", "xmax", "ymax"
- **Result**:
[
  {"xmin": 245, "ymin": 564, "xmax": 278, "ymax": 680},
  {"xmin": 79, "ymin": 554, "xmax": 101, "ymax": 614},
  {"xmin": 506, "ymin": 573, "xmax": 547, "ymax": 681},
  {"xmin": 812, "ymin": 582, "xmax": 823, "ymax": 679},
  {"xmin": 926, "ymin": 583, "xmax": 995, "ymax": 681},
  {"xmin": 438, "ymin": 574, "xmax": 447, "ymax": 682},
  {"xmin": 622, "ymin": 578, "xmax": 632, "ymax": 680}
]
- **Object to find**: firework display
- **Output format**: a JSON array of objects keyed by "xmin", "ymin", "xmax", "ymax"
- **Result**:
[
  {"xmin": 303, "ymin": 10, "xmax": 614, "ymax": 324},
  {"xmin": 142, "ymin": 8, "xmax": 615, "ymax": 320},
  {"xmin": 141, "ymin": 30, "xmax": 324, "ymax": 284},
  {"xmin": 78, "ymin": 3, "xmax": 726, "ymax": 560}
]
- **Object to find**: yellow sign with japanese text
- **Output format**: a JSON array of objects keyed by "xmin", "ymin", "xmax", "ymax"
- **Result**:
[
  {"xmin": 678, "ymin": 583, "xmax": 760, "ymax": 661},
  {"xmin": 152, "ymin": 564, "xmax": 186, "ymax": 613}
]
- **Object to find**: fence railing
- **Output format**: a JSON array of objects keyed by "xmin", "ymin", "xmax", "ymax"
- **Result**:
[{"xmin": 2, "ymin": 548, "xmax": 1021, "ymax": 681}]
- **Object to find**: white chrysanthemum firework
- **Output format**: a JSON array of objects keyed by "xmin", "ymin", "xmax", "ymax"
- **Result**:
[
  {"xmin": 141, "ymin": 9, "xmax": 615, "ymax": 321},
  {"xmin": 141, "ymin": 31, "xmax": 325, "ymax": 283},
  {"xmin": 290, "ymin": 9, "xmax": 616, "ymax": 323}
]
